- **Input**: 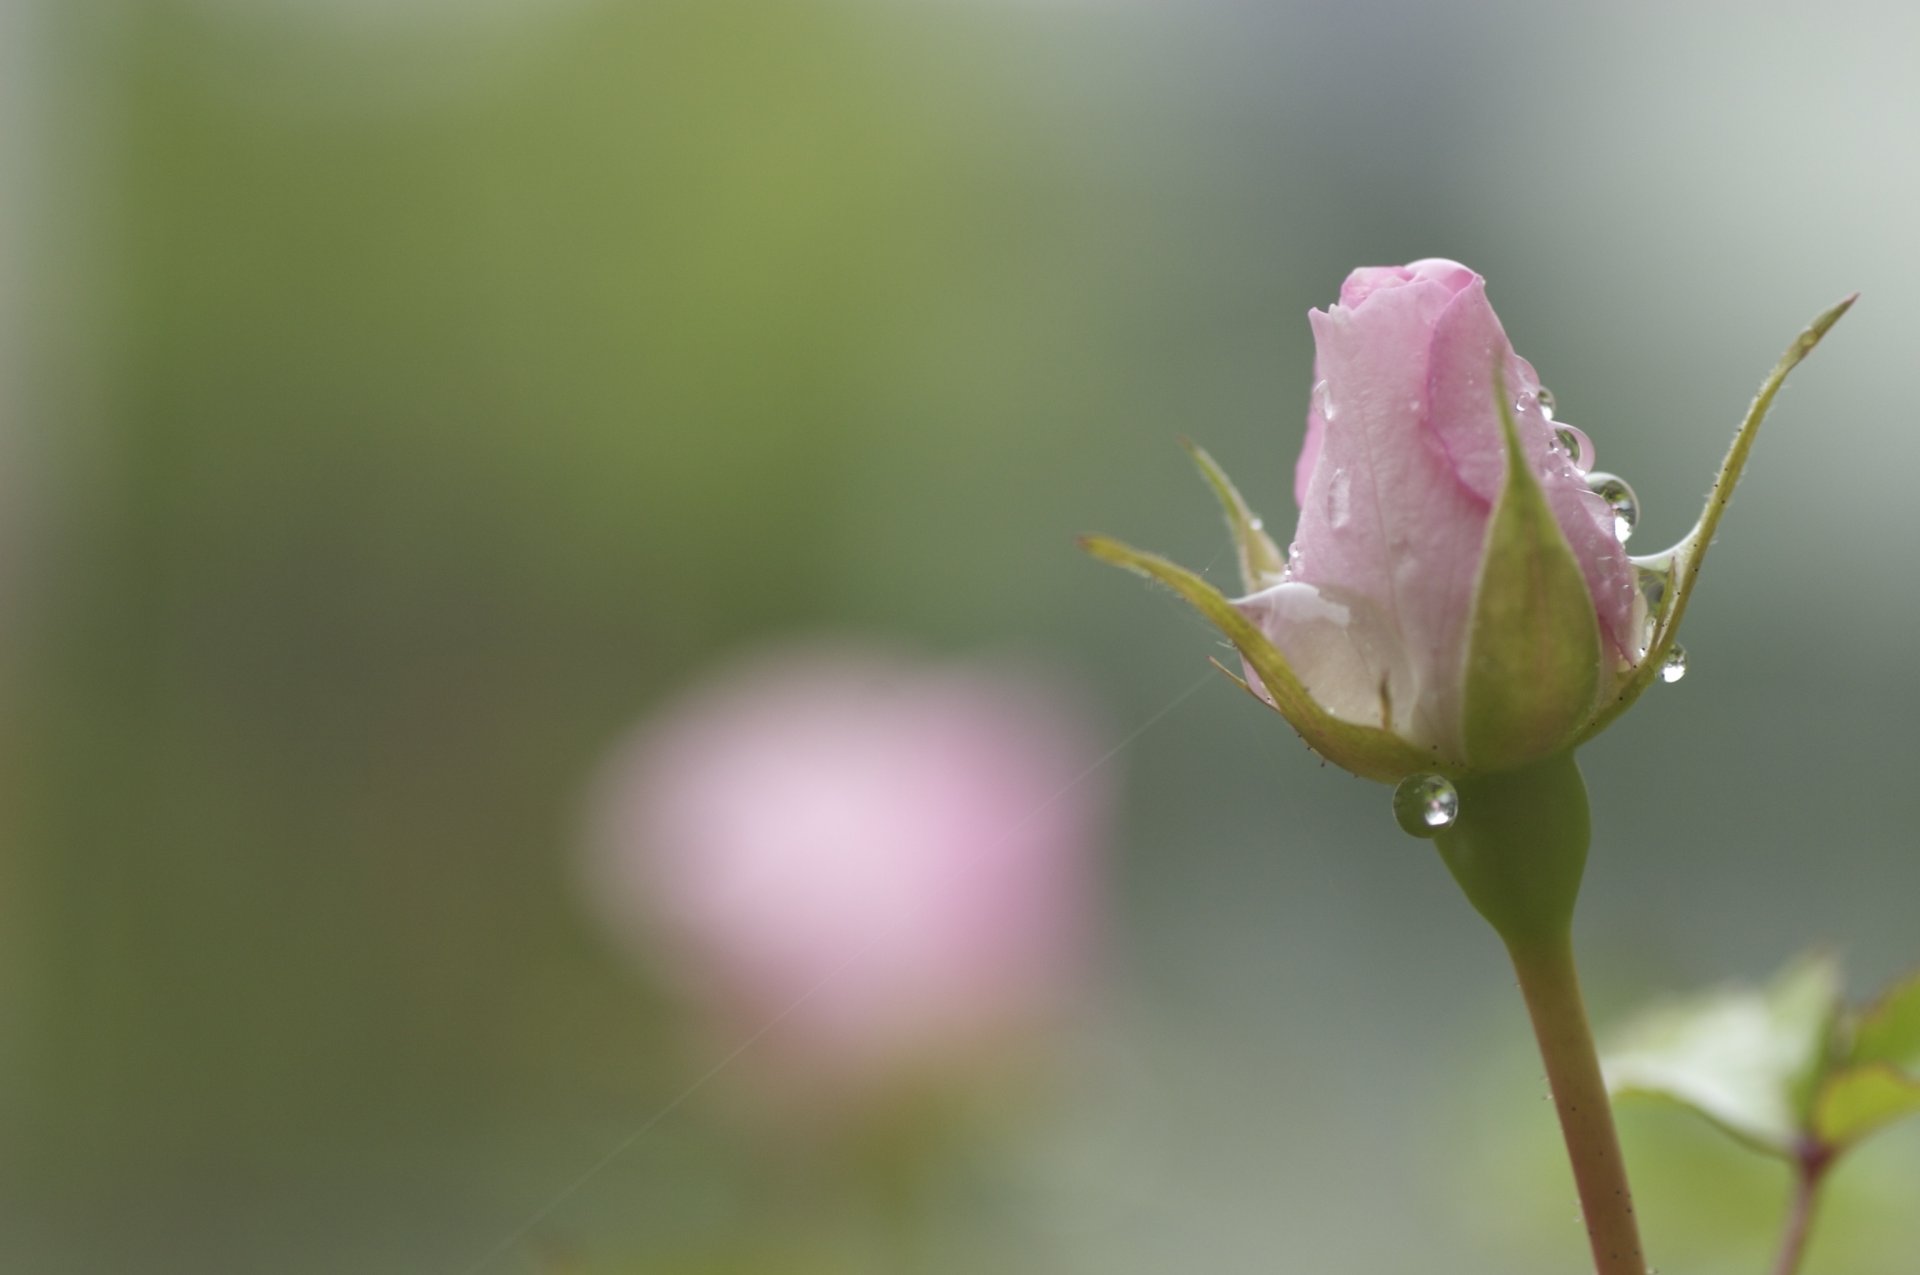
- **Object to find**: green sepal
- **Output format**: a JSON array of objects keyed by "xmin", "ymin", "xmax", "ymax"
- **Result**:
[
  {"xmin": 1461, "ymin": 367, "xmax": 1602, "ymax": 772},
  {"xmin": 1602, "ymin": 954, "xmax": 1843, "ymax": 1158},
  {"xmin": 1077, "ymin": 534, "xmax": 1431, "ymax": 782},
  {"xmin": 1579, "ymin": 294, "xmax": 1857, "ymax": 743},
  {"xmin": 1181, "ymin": 438, "xmax": 1288, "ymax": 593}
]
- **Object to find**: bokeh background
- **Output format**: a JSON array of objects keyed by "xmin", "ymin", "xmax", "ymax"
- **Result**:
[{"xmin": 5, "ymin": 1, "xmax": 1919, "ymax": 1272}]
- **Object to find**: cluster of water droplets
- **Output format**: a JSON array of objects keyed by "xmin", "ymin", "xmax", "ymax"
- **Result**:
[
  {"xmin": 1391, "ymin": 772, "xmax": 1458, "ymax": 837},
  {"xmin": 1535, "ymin": 387, "xmax": 1692, "ymax": 680},
  {"xmin": 1532, "ymin": 387, "xmax": 1642, "ymax": 545}
]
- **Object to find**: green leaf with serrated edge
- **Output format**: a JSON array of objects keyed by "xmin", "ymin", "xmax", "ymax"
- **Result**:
[
  {"xmin": 1850, "ymin": 969, "xmax": 1920, "ymax": 1069},
  {"xmin": 1461, "ymin": 367, "xmax": 1602, "ymax": 771},
  {"xmin": 1603, "ymin": 955, "xmax": 1842, "ymax": 1158},
  {"xmin": 1814, "ymin": 1063, "xmax": 1920, "ymax": 1147},
  {"xmin": 1182, "ymin": 439, "xmax": 1287, "ymax": 593},
  {"xmin": 1578, "ymin": 294, "xmax": 1857, "ymax": 743},
  {"xmin": 1078, "ymin": 535, "xmax": 1432, "ymax": 782}
]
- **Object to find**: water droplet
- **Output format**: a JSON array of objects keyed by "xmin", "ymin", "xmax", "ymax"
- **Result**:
[
  {"xmin": 1247, "ymin": 516, "xmax": 1263, "ymax": 531},
  {"xmin": 1586, "ymin": 472, "xmax": 1640, "ymax": 542},
  {"xmin": 1536, "ymin": 387, "xmax": 1557, "ymax": 418},
  {"xmin": 1659, "ymin": 644, "xmax": 1687, "ymax": 684},
  {"xmin": 1552, "ymin": 425, "xmax": 1588, "ymax": 469},
  {"xmin": 1392, "ymin": 773, "xmax": 1458, "ymax": 838},
  {"xmin": 1631, "ymin": 559, "xmax": 1675, "ymax": 656},
  {"xmin": 1327, "ymin": 469, "xmax": 1352, "ymax": 529},
  {"xmin": 1634, "ymin": 562, "xmax": 1670, "ymax": 611},
  {"xmin": 1312, "ymin": 379, "xmax": 1336, "ymax": 423}
]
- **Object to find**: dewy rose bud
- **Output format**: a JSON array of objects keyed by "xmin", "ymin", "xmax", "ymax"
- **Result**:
[
  {"xmin": 582, "ymin": 645, "xmax": 1107, "ymax": 1113},
  {"xmin": 1085, "ymin": 261, "xmax": 1854, "ymax": 1275},
  {"xmin": 1084, "ymin": 259, "xmax": 1855, "ymax": 785}
]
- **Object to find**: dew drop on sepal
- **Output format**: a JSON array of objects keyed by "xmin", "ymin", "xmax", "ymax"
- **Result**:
[
  {"xmin": 1631, "ymin": 558, "xmax": 1676, "ymax": 655},
  {"xmin": 1634, "ymin": 561, "xmax": 1671, "ymax": 614},
  {"xmin": 1586, "ymin": 472, "xmax": 1640, "ymax": 542},
  {"xmin": 1392, "ymin": 773, "xmax": 1458, "ymax": 837},
  {"xmin": 1659, "ymin": 644, "xmax": 1688, "ymax": 684}
]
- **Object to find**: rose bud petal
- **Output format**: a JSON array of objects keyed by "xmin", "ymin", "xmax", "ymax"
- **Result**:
[{"xmin": 1260, "ymin": 260, "xmax": 1634, "ymax": 768}]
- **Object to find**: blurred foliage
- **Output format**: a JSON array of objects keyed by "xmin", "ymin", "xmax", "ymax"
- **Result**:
[{"xmin": 1605, "ymin": 953, "xmax": 1842, "ymax": 1156}]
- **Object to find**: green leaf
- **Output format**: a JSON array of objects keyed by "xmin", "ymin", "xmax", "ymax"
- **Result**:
[
  {"xmin": 1077, "ymin": 534, "xmax": 1431, "ymax": 783},
  {"xmin": 1461, "ymin": 367, "xmax": 1601, "ymax": 771},
  {"xmin": 1578, "ymin": 294, "xmax": 1856, "ymax": 744},
  {"xmin": 1814, "ymin": 1063, "xmax": 1920, "ymax": 1147},
  {"xmin": 1850, "ymin": 969, "xmax": 1920, "ymax": 1069},
  {"xmin": 1603, "ymin": 955, "xmax": 1843, "ymax": 1157},
  {"xmin": 1811, "ymin": 969, "xmax": 1920, "ymax": 1147},
  {"xmin": 1182, "ymin": 439, "xmax": 1287, "ymax": 593}
]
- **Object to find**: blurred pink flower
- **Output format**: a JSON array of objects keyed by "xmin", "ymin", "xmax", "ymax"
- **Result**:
[{"xmin": 584, "ymin": 645, "xmax": 1108, "ymax": 1110}]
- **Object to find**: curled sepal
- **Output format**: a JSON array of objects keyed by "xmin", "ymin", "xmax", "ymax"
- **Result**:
[
  {"xmin": 1181, "ymin": 439, "xmax": 1287, "ymax": 593},
  {"xmin": 1462, "ymin": 370, "xmax": 1603, "ymax": 772},
  {"xmin": 1602, "ymin": 954, "xmax": 1842, "ymax": 1158},
  {"xmin": 1077, "ymin": 535, "xmax": 1431, "ymax": 782},
  {"xmin": 1580, "ymin": 293, "xmax": 1858, "ymax": 742}
]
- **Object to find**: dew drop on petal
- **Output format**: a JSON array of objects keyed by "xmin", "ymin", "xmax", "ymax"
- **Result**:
[
  {"xmin": 1327, "ymin": 469, "xmax": 1352, "ymax": 529},
  {"xmin": 1312, "ymin": 379, "xmax": 1335, "ymax": 423},
  {"xmin": 1552, "ymin": 424, "xmax": 1592, "ymax": 471},
  {"xmin": 1586, "ymin": 472, "xmax": 1640, "ymax": 542},
  {"xmin": 1536, "ymin": 386, "xmax": 1557, "ymax": 418},
  {"xmin": 1392, "ymin": 773, "xmax": 1458, "ymax": 838},
  {"xmin": 1659, "ymin": 643, "xmax": 1688, "ymax": 684}
]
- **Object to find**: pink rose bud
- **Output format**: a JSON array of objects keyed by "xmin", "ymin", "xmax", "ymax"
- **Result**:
[
  {"xmin": 1084, "ymin": 260, "xmax": 1855, "ymax": 786},
  {"xmin": 1252, "ymin": 259, "xmax": 1637, "ymax": 770},
  {"xmin": 582, "ymin": 646, "xmax": 1107, "ymax": 1113}
]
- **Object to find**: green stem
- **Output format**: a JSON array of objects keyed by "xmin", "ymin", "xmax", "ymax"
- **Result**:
[
  {"xmin": 1769, "ymin": 1145, "xmax": 1831, "ymax": 1275},
  {"xmin": 1432, "ymin": 754, "xmax": 1646, "ymax": 1275},
  {"xmin": 1508, "ymin": 934, "xmax": 1646, "ymax": 1275}
]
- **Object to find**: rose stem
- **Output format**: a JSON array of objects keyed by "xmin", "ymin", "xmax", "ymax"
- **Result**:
[
  {"xmin": 1769, "ymin": 1142, "xmax": 1833, "ymax": 1275},
  {"xmin": 1506, "ymin": 933, "xmax": 1646, "ymax": 1275},
  {"xmin": 1433, "ymin": 755, "xmax": 1646, "ymax": 1275}
]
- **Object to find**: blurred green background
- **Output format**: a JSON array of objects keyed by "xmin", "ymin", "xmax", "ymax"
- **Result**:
[{"xmin": 5, "ymin": 0, "xmax": 1918, "ymax": 1271}]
